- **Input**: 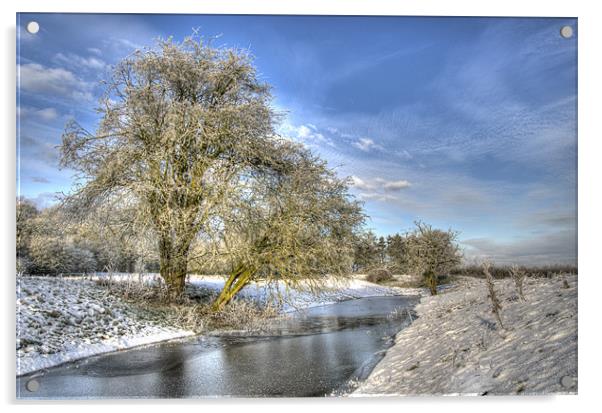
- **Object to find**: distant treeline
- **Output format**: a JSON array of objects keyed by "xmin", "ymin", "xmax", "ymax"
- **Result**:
[
  {"xmin": 450, "ymin": 264, "xmax": 578, "ymax": 279},
  {"xmin": 352, "ymin": 225, "xmax": 461, "ymax": 275},
  {"xmin": 17, "ymin": 198, "xmax": 159, "ymax": 276},
  {"xmin": 18, "ymin": 197, "xmax": 462, "ymax": 284}
]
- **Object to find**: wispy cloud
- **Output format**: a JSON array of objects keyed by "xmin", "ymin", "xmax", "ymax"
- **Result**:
[
  {"xmin": 18, "ymin": 63, "xmax": 94, "ymax": 101},
  {"xmin": 87, "ymin": 47, "xmax": 102, "ymax": 56},
  {"xmin": 351, "ymin": 175, "xmax": 411, "ymax": 191},
  {"xmin": 27, "ymin": 192, "xmax": 61, "ymax": 209},
  {"xmin": 19, "ymin": 135, "xmax": 60, "ymax": 166},
  {"xmin": 358, "ymin": 192, "xmax": 398, "ymax": 202},
  {"xmin": 112, "ymin": 38, "xmax": 144, "ymax": 51},
  {"xmin": 350, "ymin": 176, "xmax": 373, "ymax": 191},
  {"xmin": 383, "ymin": 180, "xmax": 411, "ymax": 191}
]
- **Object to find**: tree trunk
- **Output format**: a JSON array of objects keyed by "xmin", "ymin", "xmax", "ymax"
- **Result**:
[
  {"xmin": 211, "ymin": 264, "xmax": 256, "ymax": 311},
  {"xmin": 424, "ymin": 271, "xmax": 437, "ymax": 296},
  {"xmin": 158, "ymin": 236, "xmax": 190, "ymax": 300}
]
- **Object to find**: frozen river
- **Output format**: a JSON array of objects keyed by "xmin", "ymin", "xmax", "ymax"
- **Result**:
[{"xmin": 17, "ymin": 295, "xmax": 418, "ymax": 398}]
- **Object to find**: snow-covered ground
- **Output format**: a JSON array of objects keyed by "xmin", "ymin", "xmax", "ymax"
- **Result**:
[
  {"xmin": 16, "ymin": 274, "xmax": 407, "ymax": 376},
  {"xmin": 352, "ymin": 274, "xmax": 578, "ymax": 396},
  {"xmin": 16, "ymin": 277, "xmax": 195, "ymax": 376}
]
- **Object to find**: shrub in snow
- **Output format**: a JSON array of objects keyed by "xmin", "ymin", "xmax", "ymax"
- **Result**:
[
  {"xmin": 483, "ymin": 262, "xmax": 504, "ymax": 330},
  {"xmin": 366, "ymin": 267, "xmax": 393, "ymax": 284},
  {"xmin": 560, "ymin": 273, "xmax": 571, "ymax": 289},
  {"xmin": 510, "ymin": 264, "xmax": 526, "ymax": 301},
  {"xmin": 404, "ymin": 221, "xmax": 462, "ymax": 295}
]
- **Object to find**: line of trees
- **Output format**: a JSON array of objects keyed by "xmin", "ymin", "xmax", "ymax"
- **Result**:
[{"xmin": 17, "ymin": 196, "xmax": 461, "ymax": 298}]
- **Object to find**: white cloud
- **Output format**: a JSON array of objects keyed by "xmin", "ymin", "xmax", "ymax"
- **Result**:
[
  {"xmin": 350, "ymin": 175, "xmax": 411, "ymax": 203},
  {"xmin": 18, "ymin": 63, "xmax": 94, "ymax": 101},
  {"xmin": 350, "ymin": 175, "xmax": 373, "ymax": 191},
  {"xmin": 28, "ymin": 192, "xmax": 61, "ymax": 209},
  {"xmin": 383, "ymin": 180, "xmax": 411, "ymax": 191},
  {"xmin": 280, "ymin": 122, "xmax": 334, "ymax": 147},
  {"xmin": 31, "ymin": 176, "xmax": 51, "ymax": 184},
  {"xmin": 54, "ymin": 52, "xmax": 107, "ymax": 71},
  {"xmin": 19, "ymin": 135, "xmax": 60, "ymax": 166},
  {"xmin": 352, "ymin": 137, "xmax": 382, "ymax": 152},
  {"xmin": 36, "ymin": 108, "xmax": 59, "ymax": 121},
  {"xmin": 296, "ymin": 125, "xmax": 311, "ymax": 138},
  {"xmin": 112, "ymin": 38, "xmax": 144, "ymax": 51},
  {"xmin": 358, "ymin": 192, "xmax": 397, "ymax": 202}
]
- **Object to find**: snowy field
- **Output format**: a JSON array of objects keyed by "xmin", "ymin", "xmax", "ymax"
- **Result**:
[
  {"xmin": 16, "ymin": 274, "xmax": 409, "ymax": 376},
  {"xmin": 352, "ymin": 274, "xmax": 578, "ymax": 396}
]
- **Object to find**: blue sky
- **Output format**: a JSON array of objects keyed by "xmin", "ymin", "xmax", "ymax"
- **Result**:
[{"xmin": 16, "ymin": 13, "xmax": 577, "ymax": 265}]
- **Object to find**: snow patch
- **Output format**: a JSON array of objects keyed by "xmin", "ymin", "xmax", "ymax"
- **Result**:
[{"xmin": 188, "ymin": 275, "xmax": 420, "ymax": 312}]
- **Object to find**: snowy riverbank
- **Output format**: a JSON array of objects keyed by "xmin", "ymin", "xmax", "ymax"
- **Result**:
[
  {"xmin": 187, "ymin": 274, "xmax": 419, "ymax": 312},
  {"xmin": 16, "ymin": 275, "xmax": 408, "ymax": 376},
  {"xmin": 352, "ymin": 274, "xmax": 578, "ymax": 396},
  {"xmin": 16, "ymin": 277, "xmax": 194, "ymax": 376}
]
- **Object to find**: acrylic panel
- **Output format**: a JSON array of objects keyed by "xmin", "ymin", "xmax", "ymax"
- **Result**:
[{"xmin": 16, "ymin": 13, "xmax": 577, "ymax": 398}]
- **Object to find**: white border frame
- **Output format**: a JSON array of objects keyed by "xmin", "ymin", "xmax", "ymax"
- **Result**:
[{"xmin": 2, "ymin": 1, "xmax": 600, "ymax": 411}]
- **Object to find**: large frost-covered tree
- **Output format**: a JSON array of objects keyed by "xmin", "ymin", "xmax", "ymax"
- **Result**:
[{"xmin": 60, "ymin": 37, "xmax": 363, "ymax": 301}]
